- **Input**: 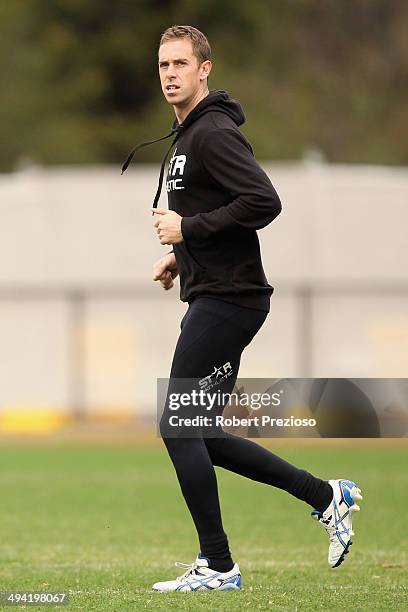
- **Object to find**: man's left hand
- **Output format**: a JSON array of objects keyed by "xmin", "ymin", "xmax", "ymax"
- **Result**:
[{"xmin": 152, "ymin": 208, "xmax": 184, "ymax": 245}]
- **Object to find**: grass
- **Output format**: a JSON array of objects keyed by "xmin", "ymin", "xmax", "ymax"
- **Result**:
[{"xmin": 0, "ymin": 442, "xmax": 406, "ymax": 610}]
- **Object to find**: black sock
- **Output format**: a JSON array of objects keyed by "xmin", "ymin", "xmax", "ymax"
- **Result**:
[
  {"xmin": 207, "ymin": 556, "xmax": 234, "ymax": 573},
  {"xmin": 290, "ymin": 471, "xmax": 333, "ymax": 513},
  {"xmin": 199, "ymin": 533, "xmax": 234, "ymax": 573},
  {"xmin": 312, "ymin": 480, "xmax": 333, "ymax": 513}
]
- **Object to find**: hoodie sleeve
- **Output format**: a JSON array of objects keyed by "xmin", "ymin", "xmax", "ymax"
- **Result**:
[{"xmin": 181, "ymin": 128, "xmax": 281, "ymax": 241}]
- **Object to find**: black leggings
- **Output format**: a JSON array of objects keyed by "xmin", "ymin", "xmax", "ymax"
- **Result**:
[{"xmin": 159, "ymin": 297, "xmax": 331, "ymax": 565}]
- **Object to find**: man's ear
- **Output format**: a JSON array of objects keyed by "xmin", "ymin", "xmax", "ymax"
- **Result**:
[{"xmin": 200, "ymin": 60, "xmax": 212, "ymax": 81}]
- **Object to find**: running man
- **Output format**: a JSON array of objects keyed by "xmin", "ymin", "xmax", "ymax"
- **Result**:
[{"xmin": 123, "ymin": 25, "xmax": 362, "ymax": 593}]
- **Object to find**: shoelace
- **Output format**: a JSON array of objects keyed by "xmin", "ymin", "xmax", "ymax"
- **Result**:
[
  {"xmin": 320, "ymin": 513, "xmax": 350, "ymax": 543},
  {"xmin": 174, "ymin": 560, "xmax": 200, "ymax": 581}
]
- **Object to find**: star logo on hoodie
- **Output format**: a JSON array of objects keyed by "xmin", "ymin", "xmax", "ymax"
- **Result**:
[{"xmin": 167, "ymin": 147, "xmax": 186, "ymax": 192}]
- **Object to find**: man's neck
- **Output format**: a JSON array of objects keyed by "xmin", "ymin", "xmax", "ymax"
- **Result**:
[{"xmin": 174, "ymin": 87, "xmax": 209, "ymax": 124}]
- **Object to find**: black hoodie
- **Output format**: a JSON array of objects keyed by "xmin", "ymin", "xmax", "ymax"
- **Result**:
[
  {"xmin": 122, "ymin": 89, "xmax": 282, "ymax": 311},
  {"xmin": 167, "ymin": 90, "xmax": 281, "ymax": 311}
]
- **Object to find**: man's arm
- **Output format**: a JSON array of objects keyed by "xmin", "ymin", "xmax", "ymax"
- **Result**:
[{"xmin": 181, "ymin": 128, "xmax": 281, "ymax": 241}]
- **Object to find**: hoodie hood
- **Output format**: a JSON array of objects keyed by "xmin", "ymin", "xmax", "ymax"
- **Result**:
[{"xmin": 173, "ymin": 89, "xmax": 245, "ymax": 132}]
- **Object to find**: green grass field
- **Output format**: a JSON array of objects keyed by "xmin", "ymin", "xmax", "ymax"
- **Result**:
[{"xmin": 0, "ymin": 442, "xmax": 406, "ymax": 610}]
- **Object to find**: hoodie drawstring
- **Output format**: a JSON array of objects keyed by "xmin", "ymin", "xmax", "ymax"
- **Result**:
[
  {"xmin": 121, "ymin": 128, "xmax": 178, "ymax": 174},
  {"xmin": 120, "ymin": 91, "xmax": 244, "ymax": 210},
  {"xmin": 151, "ymin": 134, "xmax": 179, "ymax": 210},
  {"xmin": 121, "ymin": 126, "xmax": 183, "ymax": 211}
]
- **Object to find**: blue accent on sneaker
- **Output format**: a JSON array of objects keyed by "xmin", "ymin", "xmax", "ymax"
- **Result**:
[
  {"xmin": 174, "ymin": 571, "xmax": 241, "ymax": 592},
  {"xmin": 340, "ymin": 480, "xmax": 357, "ymax": 508},
  {"xmin": 175, "ymin": 571, "xmax": 223, "ymax": 592},
  {"xmin": 222, "ymin": 574, "xmax": 242, "ymax": 589}
]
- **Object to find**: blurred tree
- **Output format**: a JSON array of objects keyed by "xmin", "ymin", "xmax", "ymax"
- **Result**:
[{"xmin": 0, "ymin": 0, "xmax": 407, "ymax": 171}]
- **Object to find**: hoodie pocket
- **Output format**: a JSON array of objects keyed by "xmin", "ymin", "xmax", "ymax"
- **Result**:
[{"xmin": 184, "ymin": 239, "xmax": 206, "ymax": 271}]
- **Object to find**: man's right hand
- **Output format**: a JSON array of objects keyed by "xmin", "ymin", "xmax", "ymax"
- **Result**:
[{"xmin": 153, "ymin": 252, "xmax": 178, "ymax": 291}]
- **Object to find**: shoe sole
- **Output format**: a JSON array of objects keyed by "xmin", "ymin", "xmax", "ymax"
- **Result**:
[
  {"xmin": 152, "ymin": 585, "xmax": 241, "ymax": 592},
  {"xmin": 152, "ymin": 577, "xmax": 242, "ymax": 592}
]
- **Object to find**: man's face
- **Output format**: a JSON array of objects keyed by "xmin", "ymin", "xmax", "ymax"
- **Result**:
[{"xmin": 158, "ymin": 38, "xmax": 210, "ymax": 106}]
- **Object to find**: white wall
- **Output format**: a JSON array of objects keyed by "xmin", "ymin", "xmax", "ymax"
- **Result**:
[{"xmin": 0, "ymin": 162, "xmax": 407, "ymax": 415}]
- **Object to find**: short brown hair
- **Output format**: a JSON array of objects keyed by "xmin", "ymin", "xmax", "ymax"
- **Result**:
[{"xmin": 159, "ymin": 25, "xmax": 211, "ymax": 64}]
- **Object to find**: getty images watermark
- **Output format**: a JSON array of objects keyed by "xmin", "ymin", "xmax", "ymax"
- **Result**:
[
  {"xmin": 165, "ymin": 387, "xmax": 316, "ymax": 430},
  {"xmin": 157, "ymin": 378, "xmax": 408, "ymax": 438}
]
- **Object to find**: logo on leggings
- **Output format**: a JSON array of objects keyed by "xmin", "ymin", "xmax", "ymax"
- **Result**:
[{"xmin": 199, "ymin": 362, "xmax": 233, "ymax": 391}]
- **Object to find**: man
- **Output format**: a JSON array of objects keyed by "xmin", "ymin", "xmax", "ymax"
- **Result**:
[{"xmin": 123, "ymin": 25, "xmax": 362, "ymax": 593}]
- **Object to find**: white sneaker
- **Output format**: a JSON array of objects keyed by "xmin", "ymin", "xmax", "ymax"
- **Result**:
[
  {"xmin": 152, "ymin": 554, "xmax": 242, "ymax": 592},
  {"xmin": 311, "ymin": 479, "xmax": 363, "ymax": 568}
]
